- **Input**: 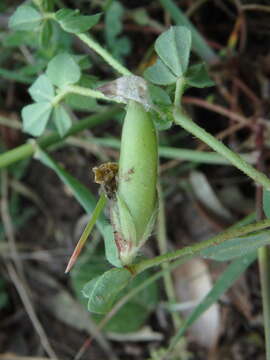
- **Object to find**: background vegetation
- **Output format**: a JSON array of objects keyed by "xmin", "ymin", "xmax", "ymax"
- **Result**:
[{"xmin": 1, "ymin": 1, "xmax": 270, "ymax": 359}]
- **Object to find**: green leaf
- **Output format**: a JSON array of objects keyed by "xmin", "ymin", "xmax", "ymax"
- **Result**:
[
  {"xmin": 105, "ymin": 1, "xmax": 124, "ymax": 47},
  {"xmin": 155, "ymin": 26, "xmax": 191, "ymax": 77},
  {"xmin": 28, "ymin": 74, "xmax": 54, "ymax": 102},
  {"xmin": 185, "ymin": 63, "xmax": 214, "ymax": 88},
  {"xmin": 144, "ymin": 59, "xmax": 177, "ymax": 85},
  {"xmin": 20, "ymin": 62, "xmax": 47, "ymax": 77},
  {"xmin": 55, "ymin": 8, "xmax": 101, "ymax": 34},
  {"xmin": 46, "ymin": 53, "xmax": 81, "ymax": 88},
  {"xmin": 83, "ymin": 268, "xmax": 132, "ymax": 314},
  {"xmin": 104, "ymin": 1, "xmax": 131, "ymax": 61},
  {"xmin": 9, "ymin": 5, "xmax": 42, "ymax": 31},
  {"xmin": 148, "ymin": 84, "xmax": 172, "ymax": 105},
  {"xmin": 35, "ymin": 150, "xmax": 122, "ymax": 268},
  {"xmin": 201, "ymin": 230, "xmax": 270, "ymax": 261},
  {"xmin": 22, "ymin": 102, "xmax": 52, "ymax": 136},
  {"xmin": 52, "ymin": 105, "xmax": 72, "ymax": 137},
  {"xmin": 4, "ymin": 31, "xmax": 38, "ymax": 47},
  {"xmin": 39, "ymin": 20, "xmax": 53, "ymax": 48},
  {"xmin": 110, "ymin": 37, "xmax": 132, "ymax": 61},
  {"xmin": 73, "ymin": 55, "xmax": 93, "ymax": 70},
  {"xmin": 55, "ymin": 8, "xmax": 75, "ymax": 21},
  {"xmin": 263, "ymin": 189, "xmax": 270, "ymax": 218},
  {"xmin": 168, "ymin": 252, "xmax": 256, "ymax": 352},
  {"xmin": 132, "ymin": 8, "xmax": 150, "ymax": 26},
  {"xmin": 71, "ymin": 251, "xmax": 159, "ymax": 332}
]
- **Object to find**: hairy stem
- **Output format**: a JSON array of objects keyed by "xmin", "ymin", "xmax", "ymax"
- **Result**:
[
  {"xmin": 173, "ymin": 109, "xmax": 270, "ymax": 189},
  {"xmin": 157, "ymin": 185, "xmax": 182, "ymax": 328},
  {"xmin": 133, "ymin": 218, "xmax": 270, "ymax": 273},
  {"xmin": 76, "ymin": 33, "xmax": 131, "ymax": 76}
]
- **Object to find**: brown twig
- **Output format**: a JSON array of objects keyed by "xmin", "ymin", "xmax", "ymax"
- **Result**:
[
  {"xmin": 183, "ymin": 96, "xmax": 250, "ymax": 125},
  {"xmin": 0, "ymin": 170, "xmax": 57, "ymax": 360},
  {"xmin": 6, "ymin": 263, "xmax": 58, "ymax": 360},
  {"xmin": 241, "ymin": 4, "xmax": 270, "ymax": 13}
]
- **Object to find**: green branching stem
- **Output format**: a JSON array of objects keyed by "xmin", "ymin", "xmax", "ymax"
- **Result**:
[
  {"xmin": 133, "ymin": 218, "xmax": 270, "ymax": 274},
  {"xmin": 157, "ymin": 185, "xmax": 185, "ymax": 341},
  {"xmin": 173, "ymin": 110, "xmax": 270, "ymax": 189},
  {"xmin": 76, "ymin": 33, "xmax": 131, "ymax": 76},
  {"xmin": 51, "ymin": 85, "xmax": 121, "ymax": 107},
  {"xmin": 174, "ymin": 77, "xmax": 185, "ymax": 107}
]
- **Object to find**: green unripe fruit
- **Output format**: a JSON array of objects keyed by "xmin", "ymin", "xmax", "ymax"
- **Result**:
[{"xmin": 111, "ymin": 100, "xmax": 158, "ymax": 265}]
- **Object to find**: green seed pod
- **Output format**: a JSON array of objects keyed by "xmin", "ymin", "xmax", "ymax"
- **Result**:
[{"xmin": 111, "ymin": 100, "xmax": 158, "ymax": 265}]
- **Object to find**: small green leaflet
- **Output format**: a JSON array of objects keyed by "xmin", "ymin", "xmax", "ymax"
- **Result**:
[
  {"xmin": 145, "ymin": 59, "xmax": 177, "ymax": 85},
  {"xmin": 105, "ymin": 1, "xmax": 124, "ymax": 47},
  {"xmin": 201, "ymin": 230, "xmax": 270, "ymax": 261},
  {"xmin": 104, "ymin": 1, "xmax": 131, "ymax": 61},
  {"xmin": 71, "ymin": 252, "xmax": 159, "ymax": 332},
  {"xmin": 83, "ymin": 268, "xmax": 132, "ymax": 314},
  {"xmin": 144, "ymin": 26, "xmax": 214, "ymax": 89},
  {"xmin": 55, "ymin": 8, "xmax": 101, "ymax": 34},
  {"xmin": 185, "ymin": 63, "xmax": 214, "ymax": 88},
  {"xmin": 28, "ymin": 74, "xmax": 54, "ymax": 102},
  {"xmin": 148, "ymin": 84, "xmax": 172, "ymax": 105},
  {"xmin": 52, "ymin": 105, "xmax": 72, "ymax": 137},
  {"xmin": 46, "ymin": 53, "xmax": 81, "ymax": 88},
  {"xmin": 23, "ymin": 75, "xmax": 54, "ymax": 137},
  {"xmin": 9, "ymin": 5, "xmax": 42, "ymax": 31},
  {"xmin": 155, "ymin": 26, "xmax": 191, "ymax": 77},
  {"xmin": 22, "ymin": 102, "xmax": 52, "ymax": 136},
  {"xmin": 39, "ymin": 20, "xmax": 53, "ymax": 48}
]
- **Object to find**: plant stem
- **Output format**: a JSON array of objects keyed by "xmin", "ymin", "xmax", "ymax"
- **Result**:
[
  {"xmin": 173, "ymin": 109, "xmax": 270, "ymax": 189},
  {"xmin": 258, "ymin": 246, "xmax": 270, "ymax": 359},
  {"xmin": 66, "ymin": 85, "xmax": 122, "ymax": 103},
  {"xmin": 88, "ymin": 137, "xmax": 257, "ymax": 165},
  {"xmin": 157, "ymin": 185, "xmax": 183, "ymax": 330},
  {"xmin": 133, "ymin": 218, "xmax": 270, "ymax": 273},
  {"xmin": 158, "ymin": 0, "xmax": 219, "ymax": 64},
  {"xmin": 51, "ymin": 85, "xmax": 121, "ymax": 107},
  {"xmin": 95, "ymin": 256, "xmax": 193, "ymax": 341},
  {"xmin": 76, "ymin": 33, "xmax": 131, "ymax": 76},
  {"xmin": 174, "ymin": 77, "xmax": 185, "ymax": 107},
  {"xmin": 0, "ymin": 106, "xmax": 120, "ymax": 169}
]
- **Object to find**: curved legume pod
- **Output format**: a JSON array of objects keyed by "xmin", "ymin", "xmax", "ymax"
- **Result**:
[{"xmin": 111, "ymin": 100, "xmax": 158, "ymax": 265}]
